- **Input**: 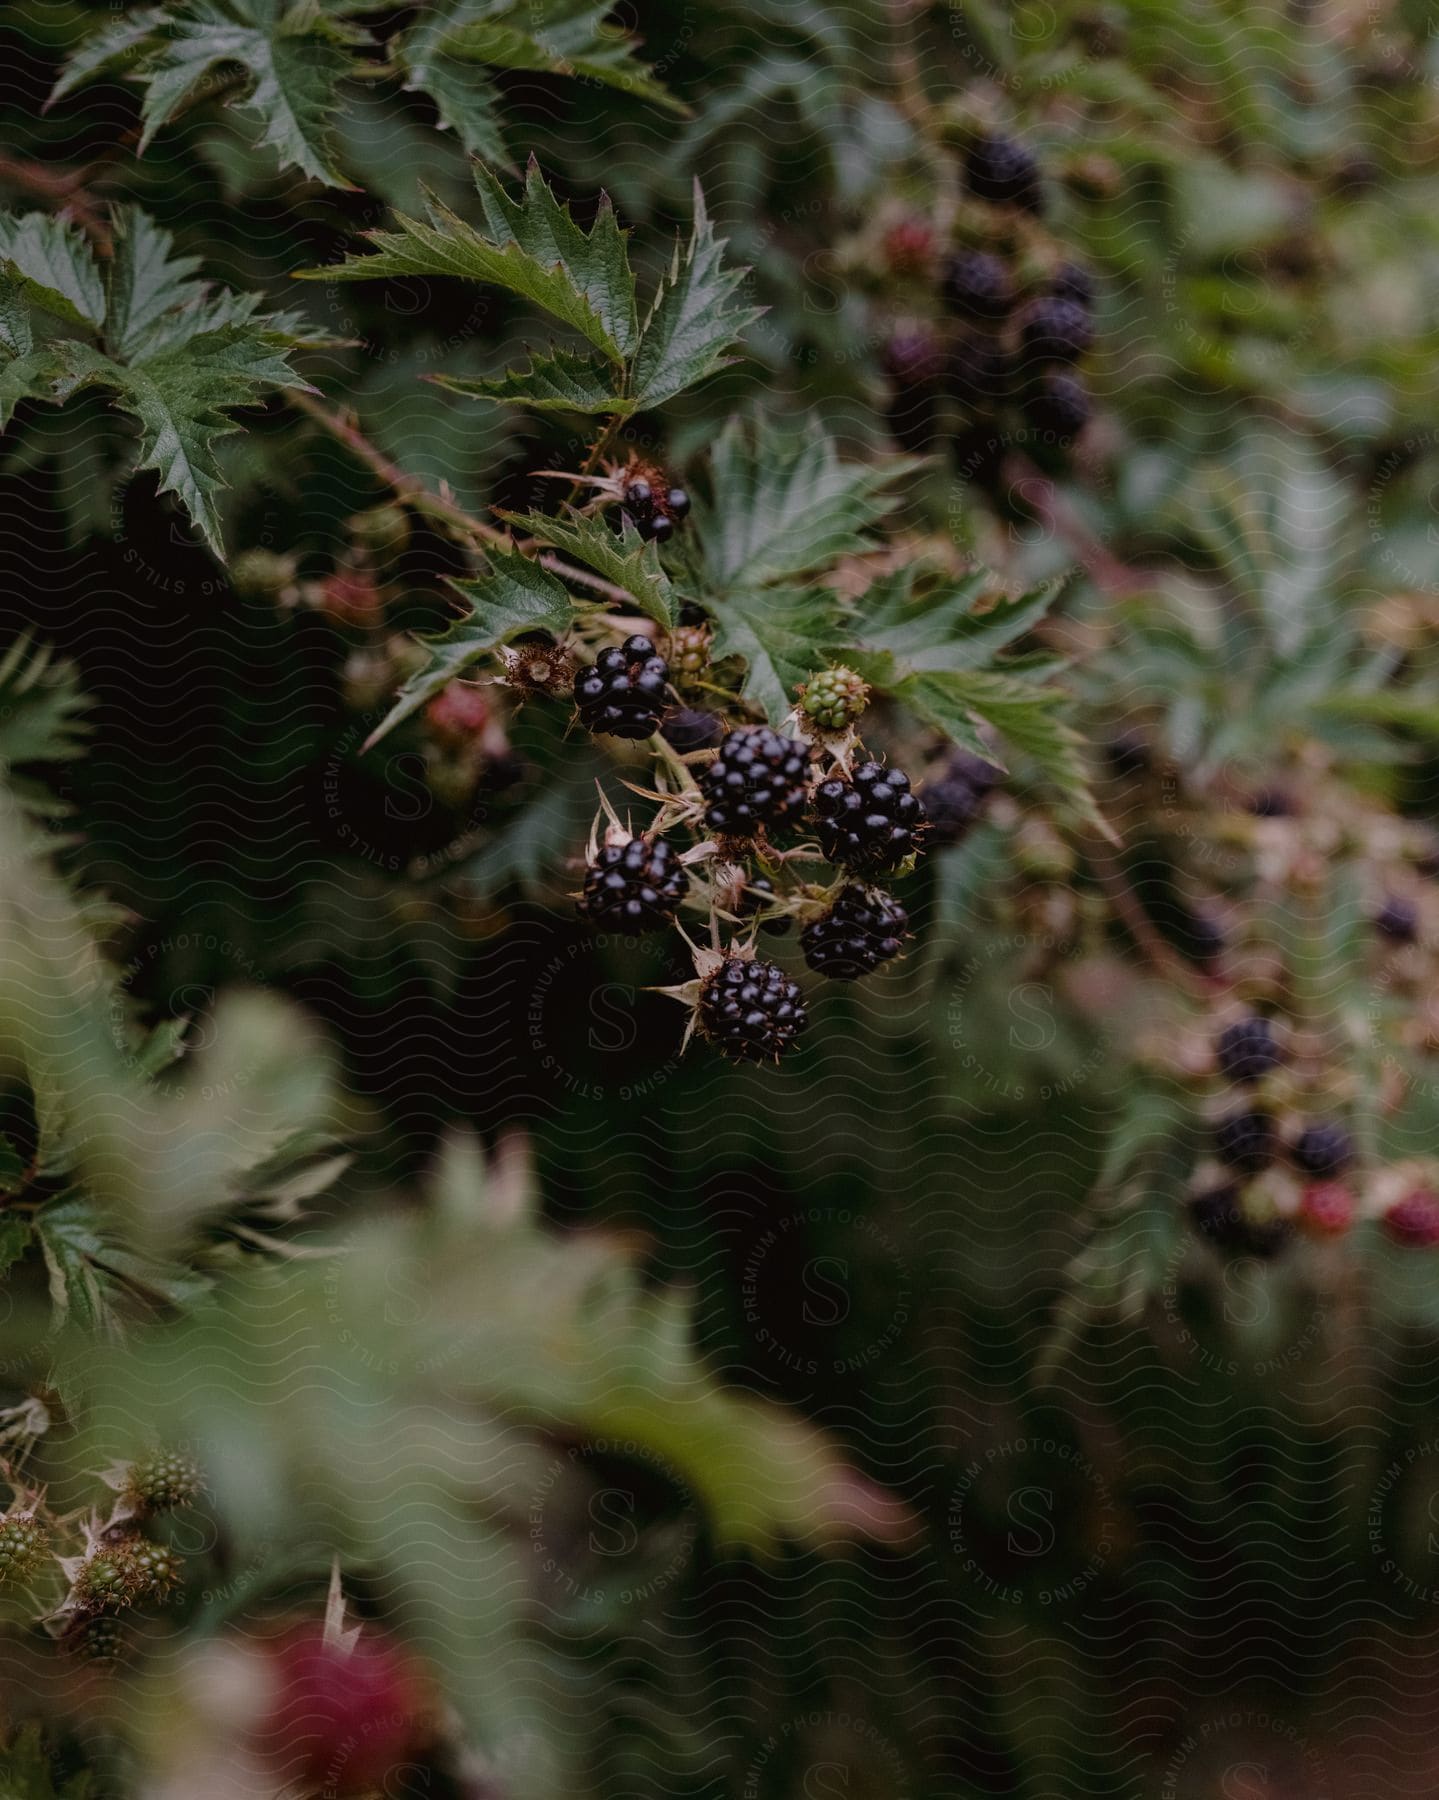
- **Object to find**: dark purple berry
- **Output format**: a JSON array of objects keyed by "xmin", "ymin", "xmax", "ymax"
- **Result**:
[
  {"xmin": 1050, "ymin": 262, "xmax": 1095, "ymax": 308},
  {"xmin": 578, "ymin": 834, "xmax": 689, "ymax": 935},
  {"xmin": 948, "ymin": 333, "xmax": 1013, "ymax": 412},
  {"xmin": 698, "ymin": 956, "xmax": 808, "ymax": 1063},
  {"xmin": 801, "ymin": 885, "xmax": 909, "ymax": 979},
  {"xmin": 920, "ymin": 750, "xmax": 1002, "ymax": 848},
  {"xmin": 1292, "ymin": 1122, "xmax": 1354, "ymax": 1179},
  {"xmin": 666, "ymin": 487, "xmax": 691, "ymax": 518},
  {"xmin": 575, "ymin": 634, "xmax": 669, "ymax": 740},
  {"xmin": 661, "ymin": 706, "xmax": 725, "ymax": 753},
  {"xmin": 941, "ymin": 249, "xmax": 1015, "ymax": 320},
  {"xmin": 1022, "ymin": 370, "xmax": 1092, "ymax": 439},
  {"xmin": 700, "ymin": 726, "xmax": 812, "ymax": 838},
  {"xmin": 1214, "ymin": 1109, "xmax": 1277, "ymax": 1174},
  {"xmin": 647, "ymin": 514, "xmax": 674, "ymax": 544},
  {"xmin": 964, "ymin": 133, "xmax": 1046, "ymax": 213},
  {"xmin": 1017, "ymin": 296, "xmax": 1094, "ymax": 366},
  {"xmin": 811, "ymin": 761, "xmax": 926, "ymax": 872},
  {"xmin": 1215, "ymin": 1016, "xmax": 1281, "ymax": 1084},
  {"xmin": 624, "ymin": 479, "xmax": 653, "ymax": 514},
  {"xmin": 882, "ymin": 322, "xmax": 946, "ymax": 389},
  {"xmin": 1105, "ymin": 729, "xmax": 1149, "ymax": 776},
  {"xmin": 1375, "ymin": 895, "xmax": 1419, "ymax": 943}
]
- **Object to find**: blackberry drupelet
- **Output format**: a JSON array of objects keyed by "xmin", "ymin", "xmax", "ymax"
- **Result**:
[
  {"xmin": 700, "ymin": 726, "xmax": 811, "ymax": 838},
  {"xmin": 575, "ymin": 635, "xmax": 669, "ymax": 740},
  {"xmin": 699, "ymin": 956, "xmax": 808, "ymax": 1062},
  {"xmin": 1292, "ymin": 1121, "xmax": 1353, "ymax": 1178},
  {"xmin": 921, "ymin": 750, "xmax": 1002, "ymax": 847},
  {"xmin": 578, "ymin": 835, "xmax": 689, "ymax": 935},
  {"xmin": 661, "ymin": 706, "xmax": 725, "ymax": 754},
  {"xmin": 964, "ymin": 133, "xmax": 1045, "ymax": 213},
  {"xmin": 1022, "ymin": 371, "xmax": 1092, "ymax": 439},
  {"xmin": 812, "ymin": 761, "xmax": 927, "ymax": 871},
  {"xmin": 1214, "ymin": 1109, "xmax": 1277, "ymax": 1173},
  {"xmin": 801, "ymin": 885, "xmax": 909, "ymax": 979},
  {"xmin": 941, "ymin": 249, "xmax": 1015, "ymax": 320},
  {"xmin": 1215, "ymin": 1016, "xmax": 1281, "ymax": 1084},
  {"xmin": 1018, "ymin": 296, "xmax": 1094, "ymax": 365}
]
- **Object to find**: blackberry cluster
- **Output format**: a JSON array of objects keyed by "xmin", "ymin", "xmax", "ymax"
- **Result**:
[
  {"xmin": 699, "ymin": 956, "xmax": 808, "ymax": 1063},
  {"xmin": 1292, "ymin": 1122, "xmax": 1353, "ymax": 1178},
  {"xmin": 623, "ymin": 475, "xmax": 690, "ymax": 544},
  {"xmin": 921, "ymin": 749, "xmax": 1002, "ymax": 848},
  {"xmin": 1215, "ymin": 1015, "xmax": 1280, "ymax": 1084},
  {"xmin": 801, "ymin": 886, "xmax": 909, "ymax": 979},
  {"xmin": 700, "ymin": 725, "xmax": 812, "ymax": 838},
  {"xmin": 578, "ymin": 835, "xmax": 689, "ymax": 935},
  {"xmin": 575, "ymin": 635, "xmax": 669, "ymax": 740},
  {"xmin": 124, "ymin": 1448, "xmax": 204, "ymax": 1514},
  {"xmin": 1214, "ymin": 1108, "xmax": 1277, "ymax": 1174},
  {"xmin": 875, "ymin": 127, "xmax": 1098, "ymax": 480},
  {"xmin": 812, "ymin": 761, "xmax": 926, "ymax": 872}
]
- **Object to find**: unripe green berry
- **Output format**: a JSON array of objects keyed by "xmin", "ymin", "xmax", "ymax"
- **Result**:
[
  {"xmin": 127, "ymin": 1539, "xmax": 182, "ymax": 1600},
  {"xmin": 125, "ymin": 1449, "xmax": 204, "ymax": 1513},
  {"xmin": 73, "ymin": 1612, "xmax": 125, "ymax": 1663},
  {"xmin": 669, "ymin": 624, "xmax": 711, "ymax": 686},
  {"xmin": 799, "ymin": 667, "xmax": 869, "ymax": 731},
  {"xmin": 78, "ymin": 1551, "xmax": 136, "ymax": 1609},
  {"xmin": 0, "ymin": 1513, "xmax": 50, "ymax": 1584}
]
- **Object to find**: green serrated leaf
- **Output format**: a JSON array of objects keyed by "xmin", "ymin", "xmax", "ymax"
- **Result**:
[
  {"xmin": 0, "ymin": 349, "xmax": 61, "ymax": 430},
  {"xmin": 301, "ymin": 163, "xmax": 638, "ymax": 364},
  {"xmin": 709, "ymin": 585, "xmax": 844, "ymax": 723},
  {"xmin": 842, "ymin": 566, "xmax": 1071, "ymax": 677},
  {"xmin": 50, "ymin": 5, "xmax": 169, "ymax": 102},
  {"xmin": 630, "ymin": 181, "xmax": 760, "ymax": 409},
  {"xmin": 0, "ymin": 211, "xmax": 105, "ymax": 331},
  {"xmin": 503, "ymin": 509, "xmax": 675, "ymax": 627},
  {"xmin": 432, "ymin": 345, "xmax": 628, "ymax": 415},
  {"xmin": 697, "ymin": 415, "xmax": 914, "ymax": 592},
  {"xmin": 392, "ymin": 0, "xmax": 509, "ymax": 160},
  {"xmin": 103, "ymin": 207, "xmax": 205, "ymax": 360},
  {"xmin": 366, "ymin": 549, "xmax": 578, "ymax": 749},
  {"xmin": 0, "ymin": 633, "xmax": 91, "ymax": 771},
  {"xmin": 135, "ymin": 0, "xmax": 371, "ymax": 188}
]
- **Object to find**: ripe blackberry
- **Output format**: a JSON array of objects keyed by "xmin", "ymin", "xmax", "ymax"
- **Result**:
[
  {"xmin": 1017, "ymin": 297, "xmax": 1094, "ymax": 365},
  {"xmin": 661, "ymin": 706, "xmax": 724, "ymax": 754},
  {"xmin": 964, "ymin": 133, "xmax": 1045, "ymax": 213},
  {"xmin": 812, "ymin": 761, "xmax": 926, "ymax": 872},
  {"xmin": 1022, "ymin": 371, "xmax": 1092, "ymax": 439},
  {"xmin": 1215, "ymin": 1016, "xmax": 1281, "ymax": 1084},
  {"xmin": 1300, "ymin": 1181, "xmax": 1355, "ymax": 1237},
  {"xmin": 1375, "ymin": 895, "xmax": 1419, "ymax": 943},
  {"xmin": 1189, "ymin": 1184, "xmax": 1289, "ymax": 1259},
  {"xmin": 941, "ymin": 249, "xmax": 1015, "ymax": 321},
  {"xmin": 949, "ymin": 333, "xmax": 1013, "ymax": 412},
  {"xmin": 1292, "ymin": 1121, "xmax": 1354, "ymax": 1178},
  {"xmin": 921, "ymin": 750, "xmax": 1001, "ymax": 848},
  {"xmin": 1384, "ymin": 1188, "xmax": 1439, "ymax": 1247},
  {"xmin": 124, "ymin": 1449, "xmax": 203, "ymax": 1514},
  {"xmin": 578, "ymin": 834, "xmax": 689, "ymax": 935},
  {"xmin": 801, "ymin": 885, "xmax": 909, "ymax": 980},
  {"xmin": 0, "ymin": 1512, "xmax": 49, "ymax": 1583},
  {"xmin": 1050, "ymin": 263, "xmax": 1095, "ymax": 308},
  {"xmin": 1214, "ymin": 1109, "xmax": 1277, "ymax": 1173},
  {"xmin": 798, "ymin": 666, "xmax": 869, "ymax": 732},
  {"xmin": 575, "ymin": 634, "xmax": 669, "ymax": 740},
  {"xmin": 881, "ymin": 322, "xmax": 946, "ymax": 390},
  {"xmin": 698, "ymin": 956, "xmax": 808, "ymax": 1063},
  {"xmin": 700, "ymin": 726, "xmax": 811, "ymax": 838},
  {"xmin": 622, "ymin": 477, "xmax": 681, "ymax": 543}
]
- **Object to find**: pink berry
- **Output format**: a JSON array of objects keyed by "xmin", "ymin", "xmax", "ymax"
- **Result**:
[
  {"xmin": 1384, "ymin": 1188, "xmax": 1439, "ymax": 1247},
  {"xmin": 260, "ymin": 1626, "xmax": 427, "ymax": 1792},
  {"xmin": 1299, "ymin": 1181, "xmax": 1355, "ymax": 1237},
  {"xmin": 426, "ymin": 683, "xmax": 489, "ymax": 749},
  {"xmin": 882, "ymin": 218, "xmax": 935, "ymax": 275}
]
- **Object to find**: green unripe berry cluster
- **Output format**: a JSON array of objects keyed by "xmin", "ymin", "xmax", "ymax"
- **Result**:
[
  {"xmin": 800, "ymin": 667, "xmax": 870, "ymax": 731},
  {"xmin": 0, "ymin": 1514, "xmax": 50, "ymax": 1584},
  {"xmin": 126, "ymin": 1449, "xmax": 204, "ymax": 1513},
  {"xmin": 670, "ymin": 624, "xmax": 711, "ymax": 685}
]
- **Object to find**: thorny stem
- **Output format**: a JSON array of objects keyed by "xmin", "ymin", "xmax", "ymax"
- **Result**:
[
  {"xmin": 0, "ymin": 153, "xmax": 113, "ymax": 243},
  {"xmin": 287, "ymin": 391, "xmax": 635, "ymax": 607}
]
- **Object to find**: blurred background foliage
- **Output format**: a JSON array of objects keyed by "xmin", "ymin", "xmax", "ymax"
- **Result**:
[{"xmin": 4, "ymin": 0, "xmax": 1439, "ymax": 1795}]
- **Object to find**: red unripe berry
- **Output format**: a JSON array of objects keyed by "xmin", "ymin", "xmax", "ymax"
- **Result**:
[
  {"xmin": 259, "ymin": 1627, "xmax": 428, "ymax": 1793},
  {"xmin": 1384, "ymin": 1188, "xmax": 1439, "ymax": 1247},
  {"xmin": 882, "ymin": 217, "xmax": 935, "ymax": 275},
  {"xmin": 1299, "ymin": 1181, "xmax": 1355, "ymax": 1238},
  {"xmin": 426, "ymin": 683, "xmax": 490, "ymax": 749}
]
